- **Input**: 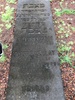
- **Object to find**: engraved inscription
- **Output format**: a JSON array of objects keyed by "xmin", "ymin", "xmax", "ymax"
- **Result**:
[
  {"xmin": 23, "ymin": 4, "xmax": 45, "ymax": 8},
  {"xmin": 23, "ymin": 3, "xmax": 45, "ymax": 8},
  {"xmin": 20, "ymin": 21, "xmax": 48, "ymax": 35},
  {"xmin": 50, "ymin": 61, "xmax": 60, "ymax": 66},
  {"xmin": 21, "ymin": 35, "xmax": 53, "ymax": 45},
  {"xmin": 16, "ymin": 13, "xmax": 50, "ymax": 18}
]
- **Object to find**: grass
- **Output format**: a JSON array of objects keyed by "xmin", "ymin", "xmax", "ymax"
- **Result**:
[
  {"xmin": 55, "ymin": 8, "xmax": 75, "ymax": 16},
  {"xmin": 0, "ymin": 0, "xmax": 15, "ymax": 63},
  {"xmin": 0, "ymin": 28, "xmax": 2, "ymax": 33},
  {"xmin": 53, "ymin": 0, "xmax": 75, "ymax": 68},
  {"xmin": 1, "ymin": 6, "xmax": 14, "ymax": 23},
  {"xmin": 57, "ymin": 28, "xmax": 75, "ymax": 67},
  {"xmin": 6, "ymin": 0, "xmax": 16, "ymax": 4},
  {"xmin": 5, "ymin": 23, "xmax": 12, "ymax": 29},
  {"xmin": 2, "ymin": 44, "xmax": 8, "ymax": 49},
  {"xmin": 1, "ymin": 5, "xmax": 14, "ymax": 31},
  {"xmin": 0, "ymin": 44, "xmax": 8, "ymax": 63},
  {"xmin": 54, "ymin": 1, "xmax": 75, "ymax": 17},
  {"xmin": 0, "ymin": 53, "xmax": 6, "ymax": 63}
]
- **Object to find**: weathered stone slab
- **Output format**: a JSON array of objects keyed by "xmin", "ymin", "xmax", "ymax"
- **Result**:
[{"xmin": 6, "ymin": 0, "xmax": 65, "ymax": 100}]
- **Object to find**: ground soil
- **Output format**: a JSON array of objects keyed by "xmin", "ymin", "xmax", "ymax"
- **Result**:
[
  {"xmin": 51, "ymin": 0, "xmax": 75, "ymax": 100},
  {"xmin": 0, "ymin": 0, "xmax": 17, "ymax": 100},
  {"xmin": 0, "ymin": 0, "xmax": 75, "ymax": 100}
]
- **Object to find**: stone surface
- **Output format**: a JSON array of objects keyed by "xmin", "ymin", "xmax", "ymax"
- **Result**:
[{"xmin": 6, "ymin": 0, "xmax": 65, "ymax": 100}]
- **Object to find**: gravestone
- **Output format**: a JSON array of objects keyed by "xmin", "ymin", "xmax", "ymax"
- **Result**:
[{"xmin": 6, "ymin": 0, "xmax": 65, "ymax": 100}]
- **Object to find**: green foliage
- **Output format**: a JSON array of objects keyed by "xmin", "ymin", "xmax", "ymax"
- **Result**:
[
  {"xmin": 68, "ymin": 41, "xmax": 74, "ymax": 45},
  {"xmin": 58, "ymin": 45, "xmax": 71, "ymax": 53},
  {"xmin": 0, "ymin": 28, "xmax": 2, "ymax": 33},
  {"xmin": 0, "ymin": 0, "xmax": 16, "ymax": 63},
  {"xmin": 71, "ymin": 52, "xmax": 75, "ymax": 57},
  {"xmin": 59, "ymin": 53, "xmax": 75, "ymax": 68},
  {"xmin": 58, "ymin": 27, "xmax": 64, "ymax": 33},
  {"xmin": 62, "ymin": 9, "xmax": 75, "ymax": 14},
  {"xmin": 50, "ymin": 0, "xmax": 52, "ymax": 1},
  {"xmin": 71, "ymin": 27, "xmax": 75, "ymax": 31},
  {"xmin": 65, "ymin": 33, "xmax": 69, "ymax": 38},
  {"xmin": 54, "ymin": 1, "xmax": 75, "ymax": 68},
  {"xmin": 3, "ymin": 44, "xmax": 8, "ymax": 49},
  {"xmin": 60, "ymin": 55, "xmax": 72, "ymax": 65},
  {"xmin": 57, "ymin": 20, "xmax": 73, "ymax": 39},
  {"xmin": 0, "ymin": 53, "xmax": 6, "ymax": 62},
  {"xmin": 6, "ymin": 0, "xmax": 16, "ymax": 4},
  {"xmin": 0, "ymin": 44, "xmax": 8, "ymax": 63},
  {"xmin": 61, "ymin": 0, "xmax": 64, "ymax": 2},
  {"xmin": 1, "ymin": 6, "xmax": 14, "ymax": 22},
  {"xmin": 58, "ymin": 41, "xmax": 75, "ymax": 68},
  {"xmin": 55, "ymin": 8, "xmax": 75, "ymax": 16},
  {"xmin": 5, "ymin": 23, "xmax": 12, "ymax": 29},
  {"xmin": 54, "ymin": 8, "xmax": 61, "ymax": 16}
]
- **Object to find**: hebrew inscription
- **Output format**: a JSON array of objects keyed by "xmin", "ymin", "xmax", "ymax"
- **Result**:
[{"xmin": 6, "ymin": 0, "xmax": 65, "ymax": 100}]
